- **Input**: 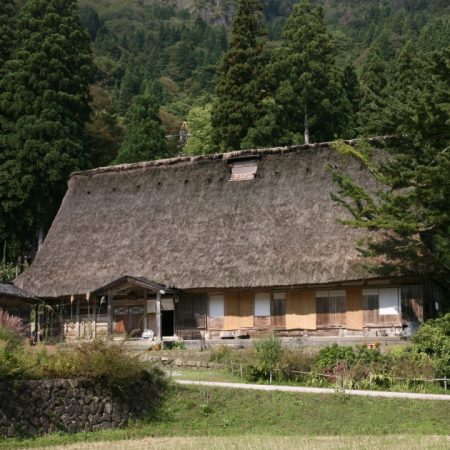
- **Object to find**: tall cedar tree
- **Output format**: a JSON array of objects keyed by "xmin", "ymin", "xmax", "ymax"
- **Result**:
[
  {"xmin": 331, "ymin": 44, "xmax": 450, "ymax": 296},
  {"xmin": 0, "ymin": 0, "xmax": 18, "ymax": 242},
  {"xmin": 211, "ymin": 0, "xmax": 266, "ymax": 151},
  {"xmin": 0, "ymin": 0, "xmax": 95, "ymax": 248},
  {"xmin": 268, "ymin": 0, "xmax": 346, "ymax": 144},
  {"xmin": 357, "ymin": 45, "xmax": 391, "ymax": 136},
  {"xmin": 113, "ymin": 93, "xmax": 167, "ymax": 164}
]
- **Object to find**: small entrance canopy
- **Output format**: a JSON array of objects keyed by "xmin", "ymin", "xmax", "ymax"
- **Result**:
[
  {"xmin": 92, "ymin": 275, "xmax": 177, "ymax": 296},
  {"xmin": 91, "ymin": 276, "xmax": 177, "ymax": 340}
]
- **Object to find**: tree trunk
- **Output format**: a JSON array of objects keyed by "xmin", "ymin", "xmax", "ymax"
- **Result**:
[{"xmin": 37, "ymin": 227, "xmax": 44, "ymax": 252}]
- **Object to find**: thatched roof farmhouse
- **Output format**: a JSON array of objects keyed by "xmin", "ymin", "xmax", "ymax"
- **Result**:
[{"xmin": 14, "ymin": 143, "xmax": 436, "ymax": 341}]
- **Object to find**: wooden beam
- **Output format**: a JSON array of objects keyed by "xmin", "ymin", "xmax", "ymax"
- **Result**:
[{"xmin": 34, "ymin": 303, "xmax": 39, "ymax": 343}]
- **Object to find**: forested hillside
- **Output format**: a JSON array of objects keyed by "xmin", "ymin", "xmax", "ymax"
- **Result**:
[
  {"xmin": 0, "ymin": 0, "xmax": 448, "ymax": 278},
  {"xmin": 77, "ymin": 0, "xmax": 449, "ymax": 163}
]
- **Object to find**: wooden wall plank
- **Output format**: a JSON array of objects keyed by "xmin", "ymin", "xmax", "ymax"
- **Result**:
[
  {"xmin": 346, "ymin": 287, "xmax": 364, "ymax": 330},
  {"xmin": 285, "ymin": 291, "xmax": 316, "ymax": 330},
  {"xmin": 239, "ymin": 292, "xmax": 254, "ymax": 328},
  {"xmin": 224, "ymin": 293, "xmax": 239, "ymax": 330}
]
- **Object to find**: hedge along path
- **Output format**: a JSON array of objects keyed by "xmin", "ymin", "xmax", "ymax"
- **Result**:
[{"xmin": 175, "ymin": 380, "xmax": 450, "ymax": 401}]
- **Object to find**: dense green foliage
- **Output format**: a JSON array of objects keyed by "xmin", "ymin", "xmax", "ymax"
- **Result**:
[
  {"xmin": 183, "ymin": 104, "xmax": 216, "ymax": 155},
  {"xmin": 263, "ymin": 0, "xmax": 351, "ymax": 145},
  {"xmin": 0, "ymin": 331, "xmax": 166, "ymax": 394},
  {"xmin": 114, "ymin": 93, "xmax": 167, "ymax": 163},
  {"xmin": 331, "ymin": 44, "xmax": 450, "ymax": 293},
  {"xmin": 0, "ymin": 0, "xmax": 449, "ymax": 275},
  {"xmin": 413, "ymin": 313, "xmax": 450, "ymax": 377},
  {"xmin": 211, "ymin": 333, "xmax": 448, "ymax": 391},
  {"xmin": 211, "ymin": 0, "xmax": 267, "ymax": 150},
  {"xmin": 0, "ymin": 0, "xmax": 17, "ymax": 69},
  {"xmin": 0, "ymin": 0, "xmax": 95, "ymax": 255}
]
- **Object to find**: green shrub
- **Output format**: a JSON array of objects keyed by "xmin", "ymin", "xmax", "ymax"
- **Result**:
[
  {"xmin": 245, "ymin": 335, "xmax": 283, "ymax": 381},
  {"xmin": 412, "ymin": 314, "xmax": 450, "ymax": 377},
  {"xmin": 388, "ymin": 347, "xmax": 435, "ymax": 380},
  {"xmin": 315, "ymin": 344, "xmax": 355, "ymax": 370},
  {"xmin": 353, "ymin": 345, "xmax": 387, "ymax": 366}
]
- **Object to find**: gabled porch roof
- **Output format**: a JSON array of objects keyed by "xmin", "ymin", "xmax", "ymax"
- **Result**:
[{"xmin": 91, "ymin": 275, "xmax": 177, "ymax": 296}]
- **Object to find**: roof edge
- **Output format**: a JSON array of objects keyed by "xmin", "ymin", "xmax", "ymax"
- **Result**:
[{"xmin": 70, "ymin": 137, "xmax": 390, "ymax": 179}]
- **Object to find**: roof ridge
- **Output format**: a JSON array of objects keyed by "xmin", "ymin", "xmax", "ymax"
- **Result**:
[{"xmin": 71, "ymin": 138, "xmax": 370, "ymax": 179}]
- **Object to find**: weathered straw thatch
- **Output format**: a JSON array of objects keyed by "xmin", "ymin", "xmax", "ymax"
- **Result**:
[
  {"xmin": 15, "ymin": 143, "xmax": 376, "ymax": 298},
  {"xmin": 0, "ymin": 283, "xmax": 36, "ymax": 301}
]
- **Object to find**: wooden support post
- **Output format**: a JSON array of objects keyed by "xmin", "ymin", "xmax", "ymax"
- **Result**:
[
  {"xmin": 34, "ymin": 303, "xmax": 39, "ymax": 343},
  {"xmin": 93, "ymin": 297, "xmax": 97, "ymax": 339},
  {"xmin": 76, "ymin": 297, "xmax": 80, "ymax": 339},
  {"xmin": 156, "ymin": 290, "xmax": 162, "ymax": 341},
  {"xmin": 143, "ymin": 290, "xmax": 148, "ymax": 331},
  {"xmin": 107, "ymin": 292, "xmax": 113, "ymax": 338}
]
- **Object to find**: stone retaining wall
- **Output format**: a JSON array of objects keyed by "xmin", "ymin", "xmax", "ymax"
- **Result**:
[{"xmin": 0, "ymin": 377, "xmax": 160, "ymax": 437}]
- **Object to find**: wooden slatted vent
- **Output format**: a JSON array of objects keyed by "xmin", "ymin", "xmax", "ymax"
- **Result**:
[{"xmin": 229, "ymin": 159, "xmax": 258, "ymax": 181}]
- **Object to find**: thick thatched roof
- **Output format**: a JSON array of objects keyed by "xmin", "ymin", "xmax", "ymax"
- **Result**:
[{"xmin": 15, "ymin": 142, "xmax": 377, "ymax": 298}]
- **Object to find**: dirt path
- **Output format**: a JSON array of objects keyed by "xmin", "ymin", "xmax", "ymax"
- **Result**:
[{"xmin": 175, "ymin": 379, "xmax": 450, "ymax": 400}]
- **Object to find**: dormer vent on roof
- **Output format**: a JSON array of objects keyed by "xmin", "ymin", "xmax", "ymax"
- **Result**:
[{"xmin": 228, "ymin": 155, "xmax": 260, "ymax": 181}]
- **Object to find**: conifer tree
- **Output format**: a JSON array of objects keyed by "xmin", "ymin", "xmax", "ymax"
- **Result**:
[
  {"xmin": 331, "ymin": 45, "xmax": 450, "ymax": 293},
  {"xmin": 113, "ymin": 93, "xmax": 167, "ymax": 164},
  {"xmin": 211, "ymin": 0, "xmax": 266, "ymax": 150},
  {"xmin": 357, "ymin": 45, "xmax": 390, "ymax": 135},
  {"xmin": 267, "ymin": 0, "xmax": 345, "ymax": 145},
  {"xmin": 340, "ymin": 63, "xmax": 361, "ymax": 139},
  {"xmin": 0, "ymin": 0, "xmax": 95, "ymax": 246}
]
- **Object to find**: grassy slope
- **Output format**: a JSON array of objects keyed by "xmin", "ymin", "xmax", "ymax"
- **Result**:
[{"xmin": 2, "ymin": 384, "xmax": 450, "ymax": 448}]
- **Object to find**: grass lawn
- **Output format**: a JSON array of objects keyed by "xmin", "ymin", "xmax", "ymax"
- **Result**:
[{"xmin": 2, "ymin": 384, "xmax": 449, "ymax": 449}]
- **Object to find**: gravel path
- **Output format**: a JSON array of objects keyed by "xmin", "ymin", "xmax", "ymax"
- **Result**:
[{"xmin": 175, "ymin": 380, "xmax": 450, "ymax": 401}]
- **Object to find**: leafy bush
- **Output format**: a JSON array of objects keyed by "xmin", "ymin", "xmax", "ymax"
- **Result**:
[
  {"xmin": 387, "ymin": 346, "xmax": 435, "ymax": 380},
  {"xmin": 245, "ymin": 335, "xmax": 283, "ymax": 381},
  {"xmin": 353, "ymin": 345, "xmax": 386, "ymax": 366},
  {"xmin": 412, "ymin": 314, "xmax": 450, "ymax": 377},
  {"xmin": 315, "ymin": 344, "xmax": 355, "ymax": 370}
]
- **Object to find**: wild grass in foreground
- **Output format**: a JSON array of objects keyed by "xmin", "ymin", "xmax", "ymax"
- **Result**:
[
  {"xmin": 2, "ymin": 384, "xmax": 449, "ymax": 449},
  {"xmin": 32, "ymin": 435, "xmax": 450, "ymax": 450}
]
